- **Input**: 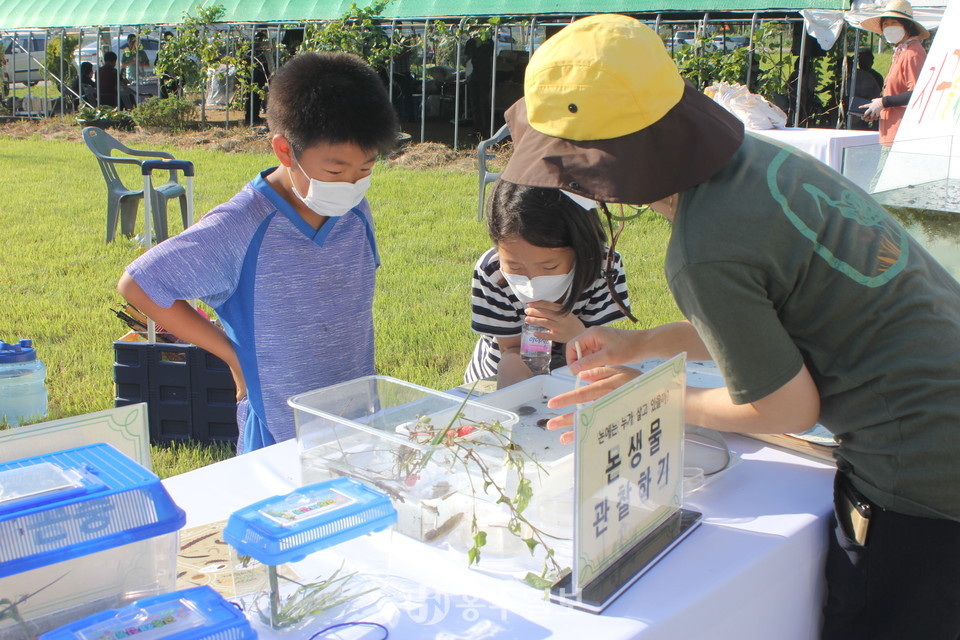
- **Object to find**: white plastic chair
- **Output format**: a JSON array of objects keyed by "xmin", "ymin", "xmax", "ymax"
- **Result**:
[
  {"xmin": 477, "ymin": 124, "xmax": 511, "ymax": 221},
  {"xmin": 82, "ymin": 126, "xmax": 190, "ymax": 243}
]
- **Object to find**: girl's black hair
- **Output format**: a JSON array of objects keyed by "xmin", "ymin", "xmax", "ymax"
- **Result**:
[{"xmin": 487, "ymin": 179, "xmax": 607, "ymax": 315}]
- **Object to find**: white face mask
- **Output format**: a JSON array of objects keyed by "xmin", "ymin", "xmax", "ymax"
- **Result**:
[
  {"xmin": 882, "ymin": 25, "xmax": 906, "ymax": 45},
  {"xmin": 502, "ymin": 269, "xmax": 575, "ymax": 305},
  {"xmin": 289, "ymin": 159, "xmax": 371, "ymax": 217}
]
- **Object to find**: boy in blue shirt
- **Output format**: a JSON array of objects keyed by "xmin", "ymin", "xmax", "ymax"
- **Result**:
[{"xmin": 118, "ymin": 53, "xmax": 398, "ymax": 453}]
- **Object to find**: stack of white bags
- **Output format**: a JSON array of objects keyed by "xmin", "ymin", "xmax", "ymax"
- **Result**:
[{"xmin": 704, "ymin": 81, "xmax": 788, "ymax": 130}]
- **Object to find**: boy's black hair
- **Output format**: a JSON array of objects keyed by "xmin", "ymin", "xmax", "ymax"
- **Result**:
[
  {"xmin": 103, "ymin": 51, "xmax": 118, "ymax": 65},
  {"xmin": 487, "ymin": 179, "xmax": 607, "ymax": 315},
  {"xmin": 267, "ymin": 52, "xmax": 398, "ymax": 157}
]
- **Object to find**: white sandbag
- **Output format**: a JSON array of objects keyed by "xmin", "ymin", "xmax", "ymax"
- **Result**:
[
  {"xmin": 704, "ymin": 81, "xmax": 787, "ymax": 130},
  {"xmin": 204, "ymin": 63, "xmax": 237, "ymax": 108}
]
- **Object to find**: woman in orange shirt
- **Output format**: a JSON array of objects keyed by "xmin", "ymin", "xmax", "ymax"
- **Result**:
[{"xmin": 861, "ymin": 0, "xmax": 928, "ymax": 146}]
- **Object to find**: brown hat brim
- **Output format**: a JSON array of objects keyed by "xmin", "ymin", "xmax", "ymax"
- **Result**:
[{"xmin": 502, "ymin": 80, "xmax": 745, "ymax": 205}]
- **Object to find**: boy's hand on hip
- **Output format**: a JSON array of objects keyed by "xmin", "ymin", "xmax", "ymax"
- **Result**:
[
  {"xmin": 524, "ymin": 301, "xmax": 585, "ymax": 344},
  {"xmin": 230, "ymin": 366, "xmax": 247, "ymax": 401}
]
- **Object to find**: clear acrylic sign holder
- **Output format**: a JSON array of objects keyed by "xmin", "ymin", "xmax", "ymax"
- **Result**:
[{"xmin": 550, "ymin": 354, "xmax": 701, "ymax": 613}]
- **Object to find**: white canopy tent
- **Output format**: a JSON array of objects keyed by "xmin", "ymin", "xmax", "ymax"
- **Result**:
[
  {"xmin": 801, "ymin": 0, "xmax": 945, "ymax": 51},
  {"xmin": 845, "ymin": 0, "xmax": 946, "ymax": 31}
]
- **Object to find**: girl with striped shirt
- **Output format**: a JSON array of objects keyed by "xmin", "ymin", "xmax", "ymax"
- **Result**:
[{"xmin": 466, "ymin": 180, "xmax": 631, "ymax": 387}]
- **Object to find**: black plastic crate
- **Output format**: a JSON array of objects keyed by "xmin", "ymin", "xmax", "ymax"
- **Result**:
[{"xmin": 114, "ymin": 337, "xmax": 238, "ymax": 445}]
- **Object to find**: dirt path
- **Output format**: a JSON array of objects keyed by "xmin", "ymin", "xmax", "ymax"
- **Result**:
[{"xmin": 0, "ymin": 117, "xmax": 512, "ymax": 172}]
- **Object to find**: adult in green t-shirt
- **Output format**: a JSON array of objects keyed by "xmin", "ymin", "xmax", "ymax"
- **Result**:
[{"xmin": 502, "ymin": 14, "xmax": 960, "ymax": 640}]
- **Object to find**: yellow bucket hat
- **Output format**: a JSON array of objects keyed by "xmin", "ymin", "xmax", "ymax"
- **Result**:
[
  {"xmin": 502, "ymin": 14, "xmax": 744, "ymax": 205},
  {"xmin": 524, "ymin": 14, "xmax": 685, "ymax": 141}
]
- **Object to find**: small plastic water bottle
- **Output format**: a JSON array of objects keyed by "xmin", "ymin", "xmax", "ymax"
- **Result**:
[
  {"xmin": 0, "ymin": 339, "xmax": 48, "ymax": 426},
  {"xmin": 520, "ymin": 317, "xmax": 551, "ymax": 375}
]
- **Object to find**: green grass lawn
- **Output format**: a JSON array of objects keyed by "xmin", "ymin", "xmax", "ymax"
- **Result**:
[{"xmin": 0, "ymin": 132, "xmax": 681, "ymax": 477}]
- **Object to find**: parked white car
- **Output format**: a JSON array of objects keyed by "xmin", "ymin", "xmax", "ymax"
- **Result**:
[
  {"xmin": 713, "ymin": 35, "xmax": 750, "ymax": 51},
  {"xmin": 665, "ymin": 31, "xmax": 718, "ymax": 53},
  {"xmin": 1, "ymin": 34, "xmax": 47, "ymax": 89}
]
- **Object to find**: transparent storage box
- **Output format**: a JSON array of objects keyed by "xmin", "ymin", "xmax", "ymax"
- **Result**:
[
  {"xmin": 0, "ymin": 444, "xmax": 185, "ymax": 639},
  {"xmin": 466, "ymin": 375, "xmax": 579, "ymax": 562},
  {"xmin": 289, "ymin": 375, "xmax": 518, "ymax": 543},
  {"xmin": 223, "ymin": 478, "xmax": 396, "ymax": 631},
  {"xmin": 38, "ymin": 586, "xmax": 254, "ymax": 640}
]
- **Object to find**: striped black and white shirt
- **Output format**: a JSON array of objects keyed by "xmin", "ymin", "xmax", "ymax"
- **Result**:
[{"xmin": 465, "ymin": 247, "xmax": 630, "ymax": 383}]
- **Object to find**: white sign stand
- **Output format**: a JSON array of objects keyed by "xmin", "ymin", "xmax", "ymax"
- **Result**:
[
  {"xmin": 0, "ymin": 403, "xmax": 151, "ymax": 469},
  {"xmin": 550, "ymin": 355, "xmax": 701, "ymax": 613}
]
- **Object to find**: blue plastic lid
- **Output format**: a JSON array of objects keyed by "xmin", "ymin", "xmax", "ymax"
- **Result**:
[
  {"xmin": 0, "ymin": 338, "xmax": 38, "ymax": 363},
  {"xmin": 0, "ymin": 443, "xmax": 186, "ymax": 578},
  {"xmin": 38, "ymin": 585, "xmax": 256, "ymax": 640},
  {"xmin": 223, "ymin": 477, "xmax": 396, "ymax": 566}
]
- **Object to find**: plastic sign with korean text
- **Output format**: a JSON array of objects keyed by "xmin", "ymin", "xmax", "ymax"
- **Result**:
[{"xmin": 573, "ymin": 354, "xmax": 686, "ymax": 592}]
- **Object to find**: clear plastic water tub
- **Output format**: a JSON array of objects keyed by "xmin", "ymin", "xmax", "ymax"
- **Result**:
[{"xmin": 289, "ymin": 375, "xmax": 518, "ymax": 544}]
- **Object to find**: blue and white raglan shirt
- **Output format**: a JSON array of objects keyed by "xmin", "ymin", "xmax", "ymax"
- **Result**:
[
  {"xmin": 466, "ymin": 247, "xmax": 630, "ymax": 383},
  {"xmin": 127, "ymin": 168, "xmax": 379, "ymax": 453}
]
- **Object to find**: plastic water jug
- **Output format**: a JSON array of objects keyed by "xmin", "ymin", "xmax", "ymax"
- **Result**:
[{"xmin": 0, "ymin": 338, "xmax": 48, "ymax": 426}]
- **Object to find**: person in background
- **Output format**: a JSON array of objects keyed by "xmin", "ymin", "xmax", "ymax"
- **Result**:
[
  {"xmin": 120, "ymin": 33, "xmax": 150, "ymax": 83},
  {"xmin": 850, "ymin": 50, "xmax": 883, "ymax": 131},
  {"xmin": 466, "ymin": 179, "xmax": 631, "ymax": 388},
  {"xmin": 97, "ymin": 51, "xmax": 135, "ymax": 109},
  {"xmin": 242, "ymin": 31, "xmax": 270, "ymax": 126},
  {"xmin": 857, "ymin": 49, "xmax": 885, "ymax": 98},
  {"xmin": 861, "ymin": 1, "xmax": 928, "ymax": 156},
  {"xmin": 464, "ymin": 36, "xmax": 495, "ymax": 136},
  {"xmin": 158, "ymin": 31, "xmax": 180, "ymax": 99},
  {"xmin": 117, "ymin": 53, "xmax": 398, "ymax": 453},
  {"xmin": 386, "ymin": 46, "xmax": 417, "ymax": 123},
  {"xmin": 68, "ymin": 61, "xmax": 97, "ymax": 110},
  {"xmin": 502, "ymin": 14, "xmax": 960, "ymax": 639}
]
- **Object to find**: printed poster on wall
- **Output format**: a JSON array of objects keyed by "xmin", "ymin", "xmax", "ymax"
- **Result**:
[{"xmin": 573, "ymin": 354, "xmax": 685, "ymax": 592}]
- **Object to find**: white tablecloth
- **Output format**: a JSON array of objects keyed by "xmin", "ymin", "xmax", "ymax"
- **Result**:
[
  {"xmin": 164, "ymin": 433, "xmax": 835, "ymax": 640},
  {"xmin": 752, "ymin": 128, "xmax": 879, "ymax": 173}
]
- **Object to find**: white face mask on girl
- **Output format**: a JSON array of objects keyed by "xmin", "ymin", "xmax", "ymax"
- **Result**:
[
  {"xmin": 882, "ymin": 25, "xmax": 906, "ymax": 45},
  {"xmin": 289, "ymin": 159, "xmax": 371, "ymax": 217},
  {"xmin": 501, "ymin": 270, "xmax": 575, "ymax": 305}
]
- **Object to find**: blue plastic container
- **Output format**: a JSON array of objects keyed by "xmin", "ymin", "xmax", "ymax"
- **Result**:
[
  {"xmin": 38, "ymin": 586, "xmax": 256, "ymax": 640},
  {"xmin": 0, "ymin": 443, "xmax": 186, "ymax": 638},
  {"xmin": 0, "ymin": 338, "xmax": 47, "ymax": 426},
  {"xmin": 223, "ymin": 477, "xmax": 396, "ymax": 566}
]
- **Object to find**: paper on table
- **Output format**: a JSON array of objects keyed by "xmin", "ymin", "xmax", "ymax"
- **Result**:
[{"xmin": 176, "ymin": 520, "xmax": 299, "ymax": 597}]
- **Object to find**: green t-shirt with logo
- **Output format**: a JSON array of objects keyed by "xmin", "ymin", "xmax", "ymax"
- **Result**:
[{"xmin": 666, "ymin": 133, "xmax": 960, "ymax": 521}]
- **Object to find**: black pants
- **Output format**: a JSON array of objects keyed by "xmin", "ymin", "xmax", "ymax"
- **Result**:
[{"xmin": 822, "ymin": 473, "xmax": 960, "ymax": 640}]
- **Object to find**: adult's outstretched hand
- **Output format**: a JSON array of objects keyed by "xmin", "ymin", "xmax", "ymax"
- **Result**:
[{"xmin": 545, "ymin": 365, "xmax": 642, "ymax": 444}]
